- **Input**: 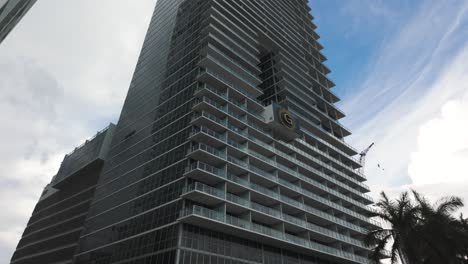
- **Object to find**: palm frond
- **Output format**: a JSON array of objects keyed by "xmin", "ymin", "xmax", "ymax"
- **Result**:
[
  {"xmin": 436, "ymin": 196, "xmax": 464, "ymax": 216},
  {"xmin": 369, "ymin": 233, "xmax": 393, "ymax": 264}
]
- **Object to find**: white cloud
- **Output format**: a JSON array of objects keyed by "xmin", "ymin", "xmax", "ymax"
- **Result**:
[
  {"xmin": 359, "ymin": 43, "xmax": 468, "ymax": 190},
  {"xmin": 0, "ymin": 0, "xmax": 157, "ymax": 262},
  {"xmin": 0, "ymin": 0, "xmax": 467, "ymax": 262},
  {"xmin": 341, "ymin": 0, "xmax": 468, "ymax": 187},
  {"xmin": 335, "ymin": 0, "xmax": 468, "ymax": 216},
  {"xmin": 343, "ymin": 0, "xmax": 468, "ymax": 130},
  {"xmin": 409, "ymin": 93, "xmax": 468, "ymax": 186}
]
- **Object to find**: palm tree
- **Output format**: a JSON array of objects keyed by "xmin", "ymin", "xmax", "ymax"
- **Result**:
[
  {"xmin": 411, "ymin": 191, "xmax": 467, "ymax": 264},
  {"xmin": 365, "ymin": 191, "xmax": 422, "ymax": 264},
  {"xmin": 457, "ymin": 214, "xmax": 468, "ymax": 262},
  {"xmin": 366, "ymin": 191, "xmax": 468, "ymax": 263}
]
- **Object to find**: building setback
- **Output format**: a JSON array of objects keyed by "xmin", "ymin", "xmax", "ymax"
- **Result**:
[
  {"xmin": 11, "ymin": 1, "xmax": 381, "ymax": 263},
  {"xmin": 0, "ymin": 0, "xmax": 36, "ymax": 43},
  {"xmin": 10, "ymin": 124, "xmax": 115, "ymax": 264}
]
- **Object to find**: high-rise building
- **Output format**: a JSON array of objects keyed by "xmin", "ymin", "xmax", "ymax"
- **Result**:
[
  {"xmin": 0, "ymin": 0, "xmax": 37, "ymax": 43},
  {"xmin": 12, "ymin": 1, "xmax": 382, "ymax": 263},
  {"xmin": 10, "ymin": 124, "xmax": 115, "ymax": 264}
]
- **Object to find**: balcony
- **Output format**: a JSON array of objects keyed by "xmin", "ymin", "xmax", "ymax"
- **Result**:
[
  {"xmin": 182, "ymin": 182, "xmax": 225, "ymax": 206},
  {"xmin": 191, "ymin": 161, "xmax": 372, "ymax": 235},
  {"xmin": 191, "ymin": 111, "xmax": 369, "ymax": 200},
  {"xmin": 197, "ymin": 68, "xmax": 263, "ymax": 109},
  {"xmin": 186, "ymin": 184, "xmax": 370, "ymax": 250},
  {"xmin": 205, "ymin": 43, "xmax": 261, "ymax": 82},
  {"xmin": 179, "ymin": 205, "xmax": 371, "ymax": 264},
  {"xmin": 189, "ymin": 111, "xmax": 375, "ymax": 223},
  {"xmin": 199, "ymin": 55, "xmax": 263, "ymax": 97}
]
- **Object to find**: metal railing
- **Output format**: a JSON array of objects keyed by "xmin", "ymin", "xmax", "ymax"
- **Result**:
[
  {"xmin": 190, "ymin": 111, "xmax": 378, "ymax": 225},
  {"xmin": 180, "ymin": 205, "xmax": 371, "ymax": 264}
]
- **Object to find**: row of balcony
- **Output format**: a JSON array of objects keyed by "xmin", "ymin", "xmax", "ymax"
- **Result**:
[
  {"xmin": 282, "ymin": 88, "xmax": 352, "ymax": 141},
  {"xmin": 205, "ymin": 43, "xmax": 261, "ymax": 83},
  {"xmin": 197, "ymin": 69, "xmax": 362, "ymax": 180},
  {"xmin": 275, "ymin": 80, "xmax": 359, "ymax": 165},
  {"xmin": 180, "ymin": 204, "xmax": 371, "ymax": 264},
  {"xmin": 246, "ymin": 146, "xmax": 373, "ymax": 217},
  {"xmin": 186, "ymin": 153, "xmax": 369, "ymax": 234},
  {"xmin": 278, "ymin": 78, "xmax": 357, "ymax": 156},
  {"xmin": 205, "ymin": 24, "xmax": 259, "ymax": 65},
  {"xmin": 282, "ymin": 140, "xmax": 373, "ymax": 203},
  {"xmin": 188, "ymin": 138, "xmax": 379, "ymax": 227},
  {"xmin": 194, "ymin": 94, "xmax": 264, "ymax": 123},
  {"xmin": 205, "ymin": 34, "xmax": 259, "ymax": 76},
  {"xmin": 201, "ymin": 54, "xmax": 260, "ymax": 93},
  {"xmin": 209, "ymin": 3, "xmax": 259, "ymax": 53},
  {"xmin": 222, "ymin": 0, "xmax": 335, "ymax": 96},
  {"xmin": 185, "ymin": 161, "xmax": 373, "ymax": 236},
  {"xmin": 198, "ymin": 68, "xmax": 263, "ymax": 106},
  {"xmin": 289, "ymin": 109, "xmax": 366, "ymax": 183},
  {"xmin": 268, "ymin": 111, "xmax": 366, "ymax": 182},
  {"xmin": 190, "ymin": 110, "xmax": 374, "ymax": 218},
  {"xmin": 207, "ymin": 1, "xmax": 360, "ymax": 159},
  {"xmin": 192, "ymin": 94, "xmax": 370, "ymax": 194},
  {"xmin": 183, "ymin": 182, "xmax": 369, "ymax": 250}
]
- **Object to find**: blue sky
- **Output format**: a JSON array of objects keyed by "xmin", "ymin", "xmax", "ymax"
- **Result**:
[
  {"xmin": 313, "ymin": 0, "xmax": 417, "ymax": 99},
  {"xmin": 313, "ymin": 0, "xmax": 468, "ymax": 190},
  {"xmin": 0, "ymin": 0, "xmax": 467, "ymax": 262}
]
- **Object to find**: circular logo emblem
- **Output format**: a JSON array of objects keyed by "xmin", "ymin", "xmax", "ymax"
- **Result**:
[{"xmin": 278, "ymin": 108, "xmax": 296, "ymax": 131}]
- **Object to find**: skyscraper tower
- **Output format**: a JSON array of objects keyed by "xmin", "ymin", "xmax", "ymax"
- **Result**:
[
  {"xmin": 0, "ymin": 0, "xmax": 37, "ymax": 43},
  {"xmin": 12, "ymin": 1, "xmax": 381, "ymax": 263}
]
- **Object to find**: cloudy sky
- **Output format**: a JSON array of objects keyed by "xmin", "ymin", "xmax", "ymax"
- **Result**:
[
  {"xmin": 0, "ymin": 0, "xmax": 467, "ymax": 262},
  {"xmin": 314, "ymin": 0, "xmax": 468, "ymax": 206}
]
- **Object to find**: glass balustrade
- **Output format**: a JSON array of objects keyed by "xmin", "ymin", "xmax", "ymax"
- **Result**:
[
  {"xmin": 290, "ymin": 136, "xmax": 365, "ymax": 180},
  {"xmin": 187, "ymin": 161, "xmax": 372, "ymax": 234},
  {"xmin": 207, "ymin": 33, "xmax": 259, "ymax": 69},
  {"xmin": 226, "ymin": 172, "xmax": 249, "ymax": 186},
  {"xmin": 181, "ymin": 205, "xmax": 370, "ymax": 263},
  {"xmin": 199, "ymin": 68, "xmax": 263, "ymax": 105},
  {"xmin": 250, "ymin": 181, "xmax": 279, "ymax": 199},
  {"xmin": 184, "ymin": 182, "xmax": 226, "ymax": 199},
  {"xmin": 191, "ymin": 109, "xmax": 378, "ymax": 227},
  {"xmin": 205, "ymin": 54, "xmax": 260, "ymax": 90},
  {"xmin": 228, "ymin": 97, "xmax": 245, "ymax": 109},
  {"xmin": 191, "ymin": 114, "xmax": 378, "ymax": 227},
  {"xmin": 226, "ymin": 192, "xmax": 250, "ymax": 207},
  {"xmin": 251, "ymin": 201, "xmax": 281, "ymax": 218},
  {"xmin": 196, "ymin": 126, "xmax": 226, "ymax": 141},
  {"xmin": 190, "ymin": 143, "xmax": 226, "ymax": 159},
  {"xmin": 292, "ymin": 139, "xmax": 369, "ymax": 194},
  {"xmin": 249, "ymin": 165, "xmax": 276, "ymax": 181},
  {"xmin": 207, "ymin": 43, "xmax": 261, "ymax": 82},
  {"xmin": 186, "ymin": 161, "xmax": 226, "ymax": 178},
  {"xmin": 195, "ymin": 83, "xmax": 228, "ymax": 99},
  {"xmin": 207, "ymin": 20, "xmax": 259, "ymax": 58},
  {"xmin": 197, "ymin": 87, "xmax": 264, "ymax": 124},
  {"xmin": 227, "ymin": 155, "xmax": 247, "ymax": 168}
]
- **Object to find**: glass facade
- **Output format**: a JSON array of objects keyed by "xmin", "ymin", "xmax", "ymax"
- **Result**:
[
  {"xmin": 0, "ymin": 0, "xmax": 37, "ymax": 43},
  {"xmin": 11, "ymin": 1, "xmax": 382, "ymax": 263},
  {"xmin": 73, "ymin": 0, "xmax": 193, "ymax": 263}
]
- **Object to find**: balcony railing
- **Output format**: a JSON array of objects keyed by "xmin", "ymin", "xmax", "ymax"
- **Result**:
[
  {"xmin": 180, "ymin": 205, "xmax": 371, "ymax": 264},
  {"xmin": 190, "ymin": 111, "xmax": 377, "ymax": 223},
  {"xmin": 185, "ymin": 161, "xmax": 372, "ymax": 234},
  {"xmin": 184, "ymin": 182, "xmax": 226, "ymax": 199},
  {"xmin": 198, "ymin": 68, "xmax": 263, "ymax": 105}
]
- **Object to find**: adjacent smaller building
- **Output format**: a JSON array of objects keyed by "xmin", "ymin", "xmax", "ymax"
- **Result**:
[
  {"xmin": 0, "ymin": 0, "xmax": 37, "ymax": 43},
  {"xmin": 10, "ymin": 124, "xmax": 115, "ymax": 264}
]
